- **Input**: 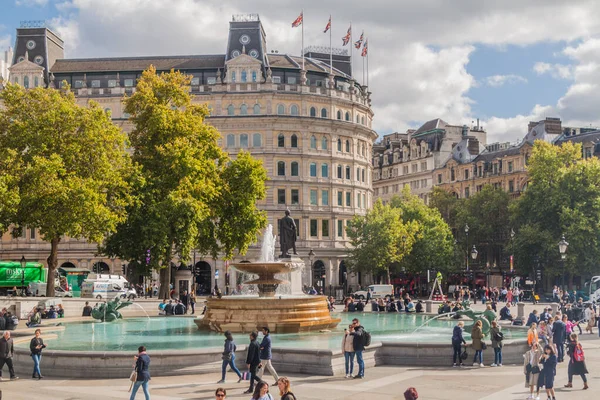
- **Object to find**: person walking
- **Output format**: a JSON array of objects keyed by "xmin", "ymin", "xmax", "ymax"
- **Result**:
[
  {"xmin": 471, "ymin": 320, "xmax": 485, "ymax": 367},
  {"xmin": 244, "ymin": 331, "xmax": 262, "ymax": 394},
  {"xmin": 523, "ymin": 342, "xmax": 542, "ymax": 400},
  {"xmin": 538, "ymin": 345, "xmax": 557, "ymax": 400},
  {"xmin": 564, "ymin": 333, "xmax": 589, "ymax": 390},
  {"xmin": 552, "ymin": 314, "xmax": 567, "ymax": 362},
  {"xmin": 452, "ymin": 321, "xmax": 466, "ymax": 367},
  {"xmin": 527, "ymin": 323, "xmax": 539, "ymax": 347},
  {"xmin": 189, "ymin": 291, "xmax": 197, "ymax": 315},
  {"xmin": 0, "ymin": 331, "xmax": 18, "ymax": 381},
  {"xmin": 29, "ymin": 328, "xmax": 46, "ymax": 379},
  {"xmin": 350, "ymin": 318, "xmax": 366, "ymax": 378},
  {"xmin": 257, "ymin": 327, "xmax": 279, "ymax": 385},
  {"xmin": 342, "ymin": 324, "xmax": 355, "ymax": 378},
  {"xmin": 130, "ymin": 345, "xmax": 150, "ymax": 400},
  {"xmin": 218, "ymin": 331, "xmax": 242, "ymax": 384},
  {"xmin": 251, "ymin": 381, "xmax": 273, "ymax": 400},
  {"xmin": 490, "ymin": 320, "xmax": 503, "ymax": 367},
  {"xmin": 277, "ymin": 377, "xmax": 296, "ymax": 400},
  {"xmin": 585, "ymin": 304, "xmax": 595, "ymax": 334}
]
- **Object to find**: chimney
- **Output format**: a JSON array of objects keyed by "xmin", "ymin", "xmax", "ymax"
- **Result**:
[{"xmin": 477, "ymin": 118, "xmax": 480, "ymax": 130}]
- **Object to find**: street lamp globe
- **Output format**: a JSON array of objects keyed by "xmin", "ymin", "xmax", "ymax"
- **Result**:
[
  {"xmin": 510, "ymin": 228, "xmax": 515, "ymax": 239},
  {"xmin": 558, "ymin": 235, "xmax": 569, "ymax": 257},
  {"xmin": 470, "ymin": 245, "xmax": 478, "ymax": 260},
  {"xmin": 308, "ymin": 249, "xmax": 315, "ymax": 264},
  {"xmin": 464, "ymin": 224, "xmax": 469, "ymax": 234},
  {"xmin": 20, "ymin": 255, "xmax": 26, "ymax": 269}
]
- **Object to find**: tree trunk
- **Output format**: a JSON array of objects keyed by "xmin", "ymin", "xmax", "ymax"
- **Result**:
[
  {"xmin": 157, "ymin": 247, "xmax": 173, "ymax": 299},
  {"xmin": 386, "ymin": 267, "xmax": 391, "ymax": 284},
  {"xmin": 45, "ymin": 237, "xmax": 60, "ymax": 297}
]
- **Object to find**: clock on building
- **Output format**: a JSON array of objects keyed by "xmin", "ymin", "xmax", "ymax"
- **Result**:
[
  {"xmin": 231, "ymin": 50, "xmax": 241, "ymax": 58},
  {"xmin": 239, "ymin": 34, "xmax": 251, "ymax": 45},
  {"xmin": 26, "ymin": 40, "xmax": 36, "ymax": 50},
  {"xmin": 249, "ymin": 49, "xmax": 259, "ymax": 58},
  {"xmin": 34, "ymin": 55, "xmax": 44, "ymax": 65}
]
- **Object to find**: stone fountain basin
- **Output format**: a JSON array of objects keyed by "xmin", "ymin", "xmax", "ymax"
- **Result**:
[{"xmin": 231, "ymin": 261, "xmax": 301, "ymax": 275}]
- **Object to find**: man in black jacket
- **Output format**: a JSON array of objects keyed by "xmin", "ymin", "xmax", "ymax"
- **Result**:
[
  {"xmin": 244, "ymin": 331, "xmax": 261, "ymax": 394},
  {"xmin": 0, "ymin": 331, "xmax": 18, "ymax": 380},
  {"xmin": 164, "ymin": 300, "xmax": 174, "ymax": 316},
  {"xmin": 350, "ymin": 318, "xmax": 365, "ymax": 379}
]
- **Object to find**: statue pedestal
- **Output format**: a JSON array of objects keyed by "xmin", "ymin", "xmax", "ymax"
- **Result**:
[
  {"xmin": 550, "ymin": 302, "xmax": 560, "ymax": 315},
  {"xmin": 517, "ymin": 302, "xmax": 526, "ymax": 319},
  {"xmin": 425, "ymin": 300, "xmax": 433, "ymax": 313},
  {"xmin": 279, "ymin": 256, "xmax": 304, "ymax": 296}
]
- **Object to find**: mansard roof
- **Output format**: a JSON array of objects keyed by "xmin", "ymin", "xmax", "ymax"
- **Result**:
[{"xmin": 412, "ymin": 118, "xmax": 448, "ymax": 136}]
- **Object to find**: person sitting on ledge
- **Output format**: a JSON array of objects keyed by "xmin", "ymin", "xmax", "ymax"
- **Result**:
[
  {"xmin": 406, "ymin": 298, "xmax": 416, "ymax": 313},
  {"xmin": 174, "ymin": 300, "xmax": 186, "ymax": 315},
  {"xmin": 387, "ymin": 298, "xmax": 397, "ymax": 312},
  {"xmin": 397, "ymin": 298, "xmax": 404, "ymax": 312},
  {"xmin": 500, "ymin": 303, "xmax": 513, "ymax": 321},
  {"xmin": 347, "ymin": 301, "xmax": 356, "ymax": 312},
  {"xmin": 164, "ymin": 300, "xmax": 174, "ymax": 316},
  {"xmin": 26, "ymin": 308, "xmax": 42, "ymax": 328},
  {"xmin": 415, "ymin": 300, "xmax": 424, "ymax": 313},
  {"xmin": 356, "ymin": 300, "xmax": 365, "ymax": 312}
]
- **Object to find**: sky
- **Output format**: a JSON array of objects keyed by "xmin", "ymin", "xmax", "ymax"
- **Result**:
[{"xmin": 2, "ymin": 0, "xmax": 600, "ymax": 143}]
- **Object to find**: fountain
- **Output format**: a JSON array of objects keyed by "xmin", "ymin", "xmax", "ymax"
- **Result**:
[
  {"xmin": 195, "ymin": 212, "xmax": 341, "ymax": 333},
  {"xmin": 91, "ymin": 297, "xmax": 132, "ymax": 322}
]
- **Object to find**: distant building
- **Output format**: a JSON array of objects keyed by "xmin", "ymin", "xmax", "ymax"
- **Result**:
[
  {"xmin": 0, "ymin": 46, "xmax": 13, "ymax": 83},
  {"xmin": 372, "ymin": 118, "xmax": 486, "ymax": 204}
]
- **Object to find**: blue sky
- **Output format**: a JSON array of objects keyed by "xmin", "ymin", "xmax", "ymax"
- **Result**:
[{"xmin": 2, "ymin": 0, "xmax": 600, "ymax": 143}]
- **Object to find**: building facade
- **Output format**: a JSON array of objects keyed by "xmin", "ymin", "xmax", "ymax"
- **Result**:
[
  {"xmin": 372, "ymin": 118, "xmax": 486, "ymax": 204},
  {"xmin": 0, "ymin": 16, "xmax": 377, "ymax": 294},
  {"xmin": 0, "ymin": 47, "xmax": 12, "ymax": 83}
]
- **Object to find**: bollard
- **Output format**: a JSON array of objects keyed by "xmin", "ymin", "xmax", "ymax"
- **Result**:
[
  {"xmin": 550, "ymin": 302, "xmax": 560, "ymax": 315},
  {"xmin": 517, "ymin": 302, "xmax": 525, "ymax": 319},
  {"xmin": 425, "ymin": 300, "xmax": 433, "ymax": 313}
]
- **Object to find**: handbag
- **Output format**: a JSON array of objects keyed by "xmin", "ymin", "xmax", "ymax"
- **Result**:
[
  {"xmin": 482, "ymin": 342, "xmax": 487, "ymax": 350},
  {"xmin": 128, "ymin": 370, "xmax": 137, "ymax": 392},
  {"xmin": 460, "ymin": 348, "xmax": 468, "ymax": 361},
  {"xmin": 531, "ymin": 366, "xmax": 541, "ymax": 374},
  {"xmin": 241, "ymin": 371, "xmax": 251, "ymax": 380}
]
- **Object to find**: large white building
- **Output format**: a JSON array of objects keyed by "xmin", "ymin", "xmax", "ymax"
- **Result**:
[{"xmin": 0, "ymin": 46, "xmax": 12, "ymax": 83}]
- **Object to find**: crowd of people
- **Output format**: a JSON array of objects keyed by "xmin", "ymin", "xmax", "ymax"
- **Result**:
[{"xmin": 342, "ymin": 294, "xmax": 423, "ymax": 313}]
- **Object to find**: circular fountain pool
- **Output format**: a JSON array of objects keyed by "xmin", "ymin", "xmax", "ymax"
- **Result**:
[{"xmin": 28, "ymin": 312, "xmax": 526, "ymax": 352}]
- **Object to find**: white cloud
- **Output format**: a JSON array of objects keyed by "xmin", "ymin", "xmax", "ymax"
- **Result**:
[
  {"xmin": 484, "ymin": 74, "xmax": 528, "ymax": 87},
  {"xmin": 533, "ymin": 62, "xmax": 573, "ymax": 79},
  {"xmin": 15, "ymin": 0, "xmax": 49, "ymax": 6}
]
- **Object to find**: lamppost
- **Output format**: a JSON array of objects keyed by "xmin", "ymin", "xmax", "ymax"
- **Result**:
[
  {"xmin": 510, "ymin": 228, "xmax": 515, "ymax": 273},
  {"xmin": 308, "ymin": 249, "xmax": 315, "ymax": 290},
  {"xmin": 20, "ymin": 256, "xmax": 26, "ymax": 297},
  {"xmin": 214, "ymin": 269, "xmax": 220, "ymax": 294},
  {"xmin": 465, "ymin": 224, "xmax": 470, "ymax": 271},
  {"xmin": 558, "ymin": 234, "xmax": 569, "ymax": 290}
]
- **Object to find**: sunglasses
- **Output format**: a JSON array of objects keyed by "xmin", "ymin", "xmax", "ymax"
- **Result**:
[{"xmin": 216, "ymin": 394, "xmax": 225, "ymax": 398}]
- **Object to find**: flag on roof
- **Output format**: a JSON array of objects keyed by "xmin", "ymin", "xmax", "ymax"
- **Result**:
[
  {"xmin": 354, "ymin": 31, "xmax": 364, "ymax": 49},
  {"xmin": 342, "ymin": 26, "xmax": 351, "ymax": 46},
  {"xmin": 324, "ymin": 16, "xmax": 331, "ymax": 33},
  {"xmin": 361, "ymin": 39, "xmax": 368, "ymax": 57},
  {"xmin": 292, "ymin": 12, "xmax": 303, "ymax": 28}
]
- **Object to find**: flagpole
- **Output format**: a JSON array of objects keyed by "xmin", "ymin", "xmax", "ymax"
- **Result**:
[
  {"xmin": 367, "ymin": 40, "xmax": 370, "ymax": 87},
  {"xmin": 301, "ymin": 9, "xmax": 305, "ymax": 71},
  {"xmin": 362, "ymin": 31, "xmax": 366, "ymax": 86},
  {"xmin": 350, "ymin": 22, "xmax": 353, "ymax": 79},
  {"xmin": 329, "ymin": 15, "xmax": 333, "ymax": 75}
]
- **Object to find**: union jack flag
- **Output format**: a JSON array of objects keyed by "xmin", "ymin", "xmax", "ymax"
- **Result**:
[
  {"xmin": 361, "ymin": 39, "xmax": 368, "ymax": 57},
  {"xmin": 292, "ymin": 12, "xmax": 303, "ymax": 27},
  {"xmin": 354, "ymin": 32, "xmax": 364, "ymax": 49},
  {"xmin": 342, "ymin": 26, "xmax": 351, "ymax": 46},
  {"xmin": 324, "ymin": 16, "xmax": 331, "ymax": 33}
]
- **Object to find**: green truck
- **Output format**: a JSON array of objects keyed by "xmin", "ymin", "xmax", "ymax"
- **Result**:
[{"xmin": 0, "ymin": 261, "xmax": 47, "ymax": 295}]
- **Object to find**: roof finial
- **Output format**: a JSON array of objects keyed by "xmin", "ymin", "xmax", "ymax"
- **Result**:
[
  {"xmin": 242, "ymin": 45, "xmax": 246, "ymax": 54},
  {"xmin": 24, "ymin": 50, "xmax": 29, "ymax": 61}
]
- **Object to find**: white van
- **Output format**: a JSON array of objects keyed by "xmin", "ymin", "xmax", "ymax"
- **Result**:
[
  {"xmin": 81, "ymin": 281, "xmax": 126, "ymax": 299},
  {"xmin": 30, "ymin": 282, "xmax": 73, "ymax": 297},
  {"xmin": 353, "ymin": 284, "xmax": 394, "ymax": 300}
]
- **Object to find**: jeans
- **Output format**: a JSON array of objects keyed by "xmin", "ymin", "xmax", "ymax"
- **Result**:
[
  {"xmin": 473, "ymin": 350, "xmax": 482, "ymax": 364},
  {"xmin": 493, "ymin": 347, "xmax": 502, "ymax": 365},
  {"xmin": 355, "ymin": 350, "xmax": 365, "ymax": 377},
  {"xmin": 556, "ymin": 342, "xmax": 564, "ymax": 361},
  {"xmin": 0, "ymin": 357, "xmax": 15, "ymax": 378},
  {"xmin": 248, "ymin": 364, "xmax": 261, "ymax": 391},
  {"xmin": 257, "ymin": 359, "xmax": 279, "ymax": 381},
  {"xmin": 31, "ymin": 354, "xmax": 42, "ymax": 377},
  {"xmin": 452, "ymin": 343, "xmax": 462, "ymax": 364},
  {"xmin": 221, "ymin": 354, "xmax": 242, "ymax": 381},
  {"xmin": 344, "ymin": 351, "xmax": 355, "ymax": 375},
  {"xmin": 130, "ymin": 380, "xmax": 150, "ymax": 400}
]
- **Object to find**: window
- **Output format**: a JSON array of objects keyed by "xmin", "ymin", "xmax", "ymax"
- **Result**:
[
  {"xmin": 287, "ymin": 77, "xmax": 297, "ymax": 84},
  {"xmin": 124, "ymin": 79, "xmax": 134, "ymax": 87},
  {"xmin": 322, "ymin": 190, "xmax": 329, "ymax": 205},
  {"xmin": 437, "ymin": 174, "xmax": 442, "ymax": 184},
  {"xmin": 310, "ymin": 135, "xmax": 317, "ymax": 149},
  {"xmin": 357, "ymin": 193, "xmax": 362, "ymax": 208},
  {"xmin": 509, "ymin": 180, "xmax": 515, "ymax": 193},
  {"xmin": 345, "ymin": 166, "xmax": 351, "ymax": 180},
  {"xmin": 451, "ymin": 168, "xmax": 455, "ymax": 181},
  {"xmin": 291, "ymin": 189, "xmax": 299, "ymax": 204},
  {"xmin": 421, "ymin": 161, "xmax": 427, "ymax": 171},
  {"xmin": 253, "ymin": 104, "xmax": 261, "ymax": 115},
  {"xmin": 291, "ymin": 105, "xmax": 299, "ymax": 115},
  {"xmin": 362, "ymin": 169, "xmax": 365, "ymax": 182},
  {"xmin": 478, "ymin": 165, "xmax": 483, "ymax": 177},
  {"xmin": 322, "ymin": 220, "xmax": 329, "ymax": 237},
  {"xmin": 277, "ymin": 189, "xmax": 286, "ymax": 204},
  {"xmin": 345, "ymin": 140, "xmax": 350, "ymax": 153},
  {"xmin": 240, "ymin": 134, "xmax": 249, "ymax": 148},
  {"xmin": 310, "ymin": 163, "xmax": 317, "ymax": 177},
  {"xmin": 252, "ymin": 133, "xmax": 262, "ymax": 147},
  {"xmin": 346, "ymin": 192, "xmax": 351, "ymax": 206},
  {"xmin": 337, "ymin": 165, "xmax": 342, "ymax": 179},
  {"xmin": 508, "ymin": 161, "xmax": 514, "ymax": 172},
  {"xmin": 345, "ymin": 112, "xmax": 350, "ymax": 121},
  {"xmin": 310, "ymin": 107, "xmax": 317, "ymax": 117},
  {"xmin": 321, "ymin": 108, "xmax": 328, "ymax": 118},
  {"xmin": 465, "ymin": 187, "xmax": 470, "ymax": 199},
  {"xmin": 277, "ymin": 104, "xmax": 285, "ymax": 115},
  {"xmin": 310, "ymin": 190, "xmax": 318, "ymax": 205},
  {"xmin": 357, "ymin": 115, "xmax": 360, "ymax": 123},
  {"xmin": 337, "ymin": 138, "xmax": 342, "ymax": 152},
  {"xmin": 240, "ymin": 104, "xmax": 248, "ymax": 115},
  {"xmin": 361, "ymin": 116, "xmax": 365, "ymax": 125},
  {"xmin": 337, "ymin": 110, "xmax": 342, "ymax": 120},
  {"xmin": 34, "ymin": 76, "xmax": 39, "ymax": 87},
  {"xmin": 291, "ymin": 134, "xmax": 298, "ymax": 148},
  {"xmin": 412, "ymin": 164, "xmax": 418, "ymax": 173},
  {"xmin": 74, "ymin": 80, "xmax": 84, "ymax": 88},
  {"xmin": 226, "ymin": 134, "xmax": 235, "ymax": 148},
  {"xmin": 207, "ymin": 76, "xmax": 217, "ymax": 85},
  {"xmin": 310, "ymin": 220, "xmax": 318, "ymax": 237},
  {"xmin": 108, "ymin": 79, "xmax": 117, "ymax": 88},
  {"xmin": 272, "ymin": 76, "xmax": 281, "ymax": 84},
  {"xmin": 291, "ymin": 162, "xmax": 299, "ymax": 176},
  {"xmin": 30, "ymin": 228, "xmax": 35, "ymax": 240},
  {"xmin": 464, "ymin": 169, "xmax": 469, "ymax": 180},
  {"xmin": 91, "ymin": 80, "xmax": 101, "ymax": 88},
  {"xmin": 23, "ymin": 76, "xmax": 29, "ymax": 88},
  {"xmin": 362, "ymin": 194, "xmax": 366, "ymax": 208},
  {"xmin": 321, "ymin": 137, "xmax": 328, "ymax": 150},
  {"xmin": 191, "ymin": 77, "xmax": 200, "ymax": 85},
  {"xmin": 337, "ymin": 191, "xmax": 343, "ymax": 206},
  {"xmin": 321, "ymin": 163, "xmax": 329, "ymax": 178},
  {"xmin": 403, "ymin": 166, "xmax": 409, "ymax": 174},
  {"xmin": 356, "ymin": 168, "xmax": 360, "ymax": 181},
  {"xmin": 252, "ymin": 71, "xmax": 257, "ymax": 82},
  {"xmin": 277, "ymin": 161, "xmax": 286, "ymax": 176},
  {"xmin": 227, "ymin": 104, "xmax": 235, "ymax": 116},
  {"xmin": 278, "ymin": 134, "xmax": 285, "ymax": 148},
  {"xmin": 241, "ymin": 70, "xmax": 247, "ymax": 82},
  {"xmin": 337, "ymin": 220, "xmax": 343, "ymax": 237}
]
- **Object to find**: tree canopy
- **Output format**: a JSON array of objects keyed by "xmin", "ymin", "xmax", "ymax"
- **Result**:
[{"xmin": 0, "ymin": 83, "xmax": 134, "ymax": 296}]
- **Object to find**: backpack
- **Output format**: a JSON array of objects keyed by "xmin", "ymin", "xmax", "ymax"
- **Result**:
[
  {"xmin": 493, "ymin": 330, "xmax": 504, "ymax": 342},
  {"xmin": 574, "ymin": 343, "xmax": 585, "ymax": 362},
  {"xmin": 363, "ymin": 330, "xmax": 372, "ymax": 347}
]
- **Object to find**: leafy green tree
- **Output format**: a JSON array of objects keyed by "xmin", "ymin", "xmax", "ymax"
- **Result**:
[
  {"xmin": 346, "ymin": 199, "xmax": 419, "ymax": 283},
  {"xmin": 103, "ymin": 67, "xmax": 267, "ymax": 298},
  {"xmin": 429, "ymin": 186, "xmax": 461, "ymax": 228},
  {"xmin": 0, "ymin": 84, "xmax": 134, "ymax": 296},
  {"xmin": 390, "ymin": 186, "xmax": 455, "ymax": 274}
]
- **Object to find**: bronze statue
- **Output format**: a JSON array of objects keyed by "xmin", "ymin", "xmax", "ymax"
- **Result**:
[
  {"xmin": 279, "ymin": 210, "xmax": 297, "ymax": 258},
  {"xmin": 91, "ymin": 296, "xmax": 132, "ymax": 322}
]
